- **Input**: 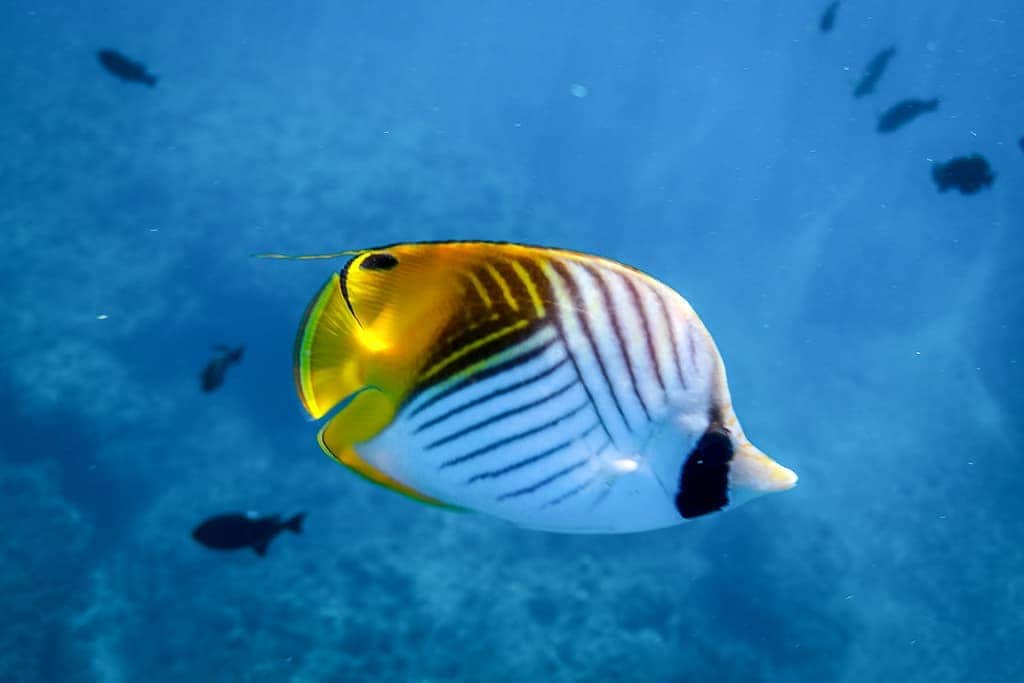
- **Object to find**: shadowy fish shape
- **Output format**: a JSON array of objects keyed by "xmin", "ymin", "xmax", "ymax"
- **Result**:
[
  {"xmin": 819, "ymin": 1, "xmax": 840, "ymax": 33},
  {"xmin": 932, "ymin": 155, "xmax": 995, "ymax": 195},
  {"xmin": 192, "ymin": 512, "xmax": 305, "ymax": 557},
  {"xmin": 877, "ymin": 97, "xmax": 939, "ymax": 133},
  {"xmin": 97, "ymin": 49, "xmax": 157, "ymax": 87},
  {"xmin": 200, "ymin": 345, "xmax": 244, "ymax": 392},
  {"xmin": 853, "ymin": 46, "xmax": 896, "ymax": 98},
  {"xmin": 272, "ymin": 241, "xmax": 797, "ymax": 534}
]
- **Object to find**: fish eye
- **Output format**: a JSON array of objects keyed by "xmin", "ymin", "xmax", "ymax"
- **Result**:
[{"xmin": 360, "ymin": 253, "xmax": 398, "ymax": 271}]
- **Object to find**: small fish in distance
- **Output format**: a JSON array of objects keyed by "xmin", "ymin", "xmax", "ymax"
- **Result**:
[
  {"xmin": 192, "ymin": 512, "xmax": 305, "ymax": 557},
  {"xmin": 932, "ymin": 155, "xmax": 994, "ymax": 195},
  {"xmin": 877, "ymin": 98, "xmax": 939, "ymax": 133},
  {"xmin": 200, "ymin": 345, "xmax": 244, "ymax": 392},
  {"xmin": 853, "ymin": 46, "xmax": 896, "ymax": 98},
  {"xmin": 97, "ymin": 49, "xmax": 157, "ymax": 87},
  {"xmin": 820, "ymin": 1, "xmax": 840, "ymax": 33}
]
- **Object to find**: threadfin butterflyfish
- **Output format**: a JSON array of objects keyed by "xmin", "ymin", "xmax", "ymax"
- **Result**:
[{"xmin": 285, "ymin": 241, "xmax": 797, "ymax": 533}]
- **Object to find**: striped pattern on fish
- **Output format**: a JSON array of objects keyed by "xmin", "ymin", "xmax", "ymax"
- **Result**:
[{"xmin": 284, "ymin": 241, "xmax": 797, "ymax": 533}]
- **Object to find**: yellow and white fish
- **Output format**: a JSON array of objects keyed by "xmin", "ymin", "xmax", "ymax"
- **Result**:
[{"xmin": 285, "ymin": 241, "xmax": 797, "ymax": 533}]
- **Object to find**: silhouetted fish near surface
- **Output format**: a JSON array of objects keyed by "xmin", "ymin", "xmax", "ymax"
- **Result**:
[
  {"xmin": 932, "ymin": 155, "xmax": 995, "ymax": 195},
  {"xmin": 877, "ymin": 98, "xmax": 939, "ymax": 133},
  {"xmin": 192, "ymin": 512, "xmax": 305, "ymax": 557},
  {"xmin": 200, "ymin": 345, "xmax": 244, "ymax": 392},
  {"xmin": 853, "ymin": 46, "xmax": 896, "ymax": 98},
  {"xmin": 97, "ymin": 49, "xmax": 157, "ymax": 86},
  {"xmin": 819, "ymin": 1, "xmax": 840, "ymax": 33}
]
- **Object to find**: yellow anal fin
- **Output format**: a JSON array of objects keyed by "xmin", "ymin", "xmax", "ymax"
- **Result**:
[{"xmin": 317, "ymin": 388, "xmax": 457, "ymax": 509}]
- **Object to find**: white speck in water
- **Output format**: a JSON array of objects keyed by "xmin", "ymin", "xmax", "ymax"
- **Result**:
[
  {"xmin": 96, "ymin": 314, "xmax": 108, "ymax": 320},
  {"xmin": 570, "ymin": 83, "xmax": 588, "ymax": 98}
]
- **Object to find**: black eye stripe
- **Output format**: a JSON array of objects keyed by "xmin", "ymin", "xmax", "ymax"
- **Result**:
[{"xmin": 360, "ymin": 253, "xmax": 399, "ymax": 271}]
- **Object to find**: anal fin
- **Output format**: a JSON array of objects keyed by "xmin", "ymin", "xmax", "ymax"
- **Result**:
[{"xmin": 317, "ymin": 388, "xmax": 456, "ymax": 509}]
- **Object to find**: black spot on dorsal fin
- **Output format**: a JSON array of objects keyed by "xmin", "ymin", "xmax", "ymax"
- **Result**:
[
  {"xmin": 675, "ymin": 426, "xmax": 734, "ymax": 519},
  {"xmin": 360, "ymin": 252, "xmax": 398, "ymax": 271}
]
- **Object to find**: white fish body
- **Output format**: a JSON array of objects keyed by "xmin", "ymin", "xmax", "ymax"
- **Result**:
[{"xmin": 292, "ymin": 242, "xmax": 797, "ymax": 533}]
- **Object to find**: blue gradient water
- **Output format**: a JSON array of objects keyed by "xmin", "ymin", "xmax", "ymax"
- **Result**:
[{"xmin": 2, "ymin": 1, "xmax": 1022, "ymax": 681}]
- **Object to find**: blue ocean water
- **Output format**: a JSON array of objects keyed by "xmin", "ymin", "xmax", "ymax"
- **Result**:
[{"xmin": 2, "ymin": 0, "xmax": 1022, "ymax": 680}]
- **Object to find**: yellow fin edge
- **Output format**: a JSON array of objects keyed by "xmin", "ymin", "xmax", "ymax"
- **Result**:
[{"xmin": 293, "ymin": 274, "xmax": 340, "ymax": 419}]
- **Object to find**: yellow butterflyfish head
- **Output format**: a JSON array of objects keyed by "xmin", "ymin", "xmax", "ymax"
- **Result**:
[{"xmin": 293, "ymin": 245, "xmax": 463, "ymax": 421}]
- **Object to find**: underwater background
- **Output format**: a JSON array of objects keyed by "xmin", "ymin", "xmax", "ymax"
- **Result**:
[{"xmin": 2, "ymin": 0, "xmax": 1022, "ymax": 681}]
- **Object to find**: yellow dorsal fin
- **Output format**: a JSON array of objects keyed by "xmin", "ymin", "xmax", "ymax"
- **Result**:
[{"xmin": 293, "ymin": 273, "xmax": 365, "ymax": 419}]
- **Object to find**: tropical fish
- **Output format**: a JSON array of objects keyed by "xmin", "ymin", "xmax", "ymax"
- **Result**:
[
  {"xmin": 877, "ymin": 97, "xmax": 939, "ymax": 133},
  {"xmin": 282, "ymin": 242, "xmax": 797, "ymax": 533},
  {"xmin": 932, "ymin": 154, "xmax": 995, "ymax": 195},
  {"xmin": 819, "ymin": 1, "xmax": 840, "ymax": 33},
  {"xmin": 853, "ymin": 46, "xmax": 896, "ymax": 98},
  {"xmin": 192, "ymin": 512, "xmax": 305, "ymax": 556},
  {"xmin": 200, "ymin": 345, "xmax": 244, "ymax": 392},
  {"xmin": 97, "ymin": 49, "xmax": 157, "ymax": 87}
]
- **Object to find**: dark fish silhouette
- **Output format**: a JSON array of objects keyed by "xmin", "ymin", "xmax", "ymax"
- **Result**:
[
  {"xmin": 200, "ymin": 345, "xmax": 244, "ymax": 392},
  {"xmin": 97, "ymin": 49, "xmax": 157, "ymax": 87},
  {"xmin": 932, "ymin": 155, "xmax": 994, "ymax": 195},
  {"xmin": 192, "ymin": 512, "xmax": 305, "ymax": 557},
  {"xmin": 877, "ymin": 98, "xmax": 939, "ymax": 133},
  {"xmin": 820, "ymin": 1, "xmax": 840, "ymax": 33},
  {"xmin": 854, "ymin": 47, "xmax": 896, "ymax": 98}
]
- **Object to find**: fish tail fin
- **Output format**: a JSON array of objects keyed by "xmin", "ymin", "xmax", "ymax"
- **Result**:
[
  {"xmin": 730, "ymin": 440, "xmax": 798, "ymax": 494},
  {"xmin": 230, "ymin": 346, "xmax": 244, "ymax": 363},
  {"xmin": 294, "ymin": 273, "xmax": 367, "ymax": 419},
  {"xmin": 253, "ymin": 540, "xmax": 269, "ymax": 557},
  {"xmin": 283, "ymin": 512, "xmax": 305, "ymax": 535}
]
